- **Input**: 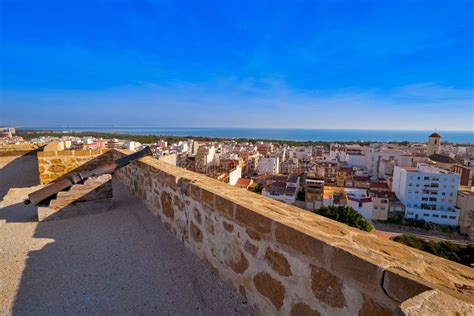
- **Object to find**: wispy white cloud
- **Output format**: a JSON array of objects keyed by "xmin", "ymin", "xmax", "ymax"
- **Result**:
[{"xmin": 1, "ymin": 79, "xmax": 473, "ymax": 131}]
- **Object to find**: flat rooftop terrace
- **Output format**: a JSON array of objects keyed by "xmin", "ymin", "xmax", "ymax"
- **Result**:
[{"xmin": 0, "ymin": 156, "xmax": 253, "ymax": 315}]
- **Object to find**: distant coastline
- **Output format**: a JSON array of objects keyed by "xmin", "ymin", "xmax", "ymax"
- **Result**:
[{"xmin": 17, "ymin": 127, "xmax": 474, "ymax": 144}]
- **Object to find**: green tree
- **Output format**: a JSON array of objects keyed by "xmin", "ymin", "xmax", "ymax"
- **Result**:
[
  {"xmin": 393, "ymin": 234, "xmax": 474, "ymax": 267},
  {"xmin": 296, "ymin": 189, "xmax": 305, "ymax": 201},
  {"xmin": 251, "ymin": 183, "xmax": 264, "ymax": 194},
  {"xmin": 312, "ymin": 205, "xmax": 374, "ymax": 232}
]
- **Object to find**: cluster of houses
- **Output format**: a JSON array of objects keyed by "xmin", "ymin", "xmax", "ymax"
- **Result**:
[{"xmin": 4, "ymin": 129, "xmax": 473, "ymax": 239}]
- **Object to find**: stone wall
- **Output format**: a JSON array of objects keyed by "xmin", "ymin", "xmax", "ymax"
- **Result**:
[
  {"xmin": 38, "ymin": 148, "xmax": 112, "ymax": 184},
  {"xmin": 0, "ymin": 144, "xmax": 40, "ymax": 157},
  {"xmin": 113, "ymin": 149, "xmax": 473, "ymax": 315}
]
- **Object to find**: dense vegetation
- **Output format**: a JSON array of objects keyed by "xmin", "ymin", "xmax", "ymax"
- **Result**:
[
  {"xmin": 380, "ymin": 214, "xmax": 457, "ymax": 233},
  {"xmin": 393, "ymin": 234, "xmax": 474, "ymax": 267},
  {"xmin": 312, "ymin": 205, "xmax": 374, "ymax": 232},
  {"xmin": 250, "ymin": 183, "xmax": 264, "ymax": 194},
  {"xmin": 296, "ymin": 189, "xmax": 305, "ymax": 201},
  {"xmin": 16, "ymin": 129, "xmax": 412, "ymax": 148}
]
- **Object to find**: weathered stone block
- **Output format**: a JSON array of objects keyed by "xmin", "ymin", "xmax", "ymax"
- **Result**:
[
  {"xmin": 359, "ymin": 295, "xmax": 392, "ymax": 316},
  {"xmin": 57, "ymin": 150, "xmax": 74, "ymax": 157},
  {"xmin": 74, "ymin": 150, "xmax": 92, "ymax": 156},
  {"xmin": 253, "ymin": 272, "xmax": 286, "ymax": 311},
  {"xmin": 193, "ymin": 208, "xmax": 202, "ymax": 224},
  {"xmin": 383, "ymin": 269, "xmax": 431, "ymax": 303},
  {"xmin": 225, "ymin": 250, "xmax": 249, "ymax": 274},
  {"xmin": 331, "ymin": 249, "xmax": 383, "ymax": 292},
  {"xmin": 201, "ymin": 189, "xmax": 215, "ymax": 210},
  {"xmin": 274, "ymin": 223, "xmax": 325, "ymax": 262},
  {"xmin": 39, "ymin": 150, "xmax": 57, "ymax": 157},
  {"xmin": 310, "ymin": 265, "xmax": 346, "ymax": 308},
  {"xmin": 290, "ymin": 302, "xmax": 321, "ymax": 316},
  {"xmin": 215, "ymin": 195, "xmax": 234, "ymax": 218},
  {"xmin": 246, "ymin": 228, "xmax": 261, "ymax": 241},
  {"xmin": 160, "ymin": 191, "xmax": 174, "ymax": 219},
  {"xmin": 223, "ymin": 221, "xmax": 234, "ymax": 232},
  {"xmin": 188, "ymin": 183, "xmax": 202, "ymax": 201},
  {"xmin": 265, "ymin": 248, "xmax": 292, "ymax": 277},
  {"xmin": 235, "ymin": 205, "xmax": 272, "ymax": 235},
  {"xmin": 190, "ymin": 222, "xmax": 203, "ymax": 242},
  {"xmin": 244, "ymin": 241, "xmax": 258, "ymax": 256}
]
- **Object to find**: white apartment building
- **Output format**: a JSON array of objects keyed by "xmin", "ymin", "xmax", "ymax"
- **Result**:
[
  {"xmin": 195, "ymin": 145, "xmax": 216, "ymax": 173},
  {"xmin": 125, "ymin": 141, "xmax": 141, "ymax": 151},
  {"xmin": 392, "ymin": 163, "xmax": 460, "ymax": 225},
  {"xmin": 257, "ymin": 157, "xmax": 280, "ymax": 175},
  {"xmin": 228, "ymin": 166, "xmax": 242, "ymax": 186},
  {"xmin": 345, "ymin": 188, "xmax": 374, "ymax": 220}
]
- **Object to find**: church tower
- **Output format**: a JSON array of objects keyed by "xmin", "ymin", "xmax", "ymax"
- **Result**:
[{"xmin": 427, "ymin": 132, "xmax": 441, "ymax": 156}]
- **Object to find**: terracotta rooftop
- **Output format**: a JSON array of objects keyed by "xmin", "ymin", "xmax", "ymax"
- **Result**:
[{"xmin": 235, "ymin": 177, "xmax": 252, "ymax": 188}]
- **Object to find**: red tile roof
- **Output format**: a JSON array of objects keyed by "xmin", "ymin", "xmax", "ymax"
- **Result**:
[{"xmin": 236, "ymin": 178, "xmax": 252, "ymax": 188}]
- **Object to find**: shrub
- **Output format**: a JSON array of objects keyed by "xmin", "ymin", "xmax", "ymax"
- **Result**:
[
  {"xmin": 393, "ymin": 234, "xmax": 474, "ymax": 267},
  {"xmin": 296, "ymin": 189, "xmax": 305, "ymax": 201},
  {"xmin": 313, "ymin": 205, "xmax": 374, "ymax": 232},
  {"xmin": 381, "ymin": 215, "xmax": 456, "ymax": 233}
]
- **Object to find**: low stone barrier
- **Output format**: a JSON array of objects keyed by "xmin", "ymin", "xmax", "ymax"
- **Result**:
[
  {"xmin": 37, "ymin": 148, "xmax": 112, "ymax": 184},
  {"xmin": 0, "ymin": 144, "xmax": 40, "ymax": 157},
  {"xmin": 113, "ymin": 149, "xmax": 473, "ymax": 315}
]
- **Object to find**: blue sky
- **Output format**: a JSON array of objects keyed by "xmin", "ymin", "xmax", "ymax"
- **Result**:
[{"xmin": 1, "ymin": 0, "xmax": 473, "ymax": 130}]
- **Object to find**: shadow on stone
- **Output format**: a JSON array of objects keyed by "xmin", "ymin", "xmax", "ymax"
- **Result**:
[{"xmin": 0, "ymin": 149, "xmax": 41, "ymax": 200}]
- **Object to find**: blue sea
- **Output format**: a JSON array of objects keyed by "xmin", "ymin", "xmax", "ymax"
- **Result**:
[{"xmin": 22, "ymin": 127, "xmax": 474, "ymax": 144}]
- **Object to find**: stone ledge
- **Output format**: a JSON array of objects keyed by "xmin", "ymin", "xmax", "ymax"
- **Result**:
[{"xmin": 112, "ymin": 149, "xmax": 474, "ymax": 312}]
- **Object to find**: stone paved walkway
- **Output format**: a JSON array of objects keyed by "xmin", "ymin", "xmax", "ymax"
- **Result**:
[{"xmin": 0, "ymin": 156, "xmax": 253, "ymax": 315}]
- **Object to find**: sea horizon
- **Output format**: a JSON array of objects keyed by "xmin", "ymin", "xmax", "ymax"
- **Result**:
[{"xmin": 18, "ymin": 126, "xmax": 474, "ymax": 144}]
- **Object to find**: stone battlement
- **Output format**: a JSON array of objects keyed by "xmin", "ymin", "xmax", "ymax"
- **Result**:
[
  {"xmin": 111, "ymin": 149, "xmax": 473, "ymax": 315},
  {"xmin": 37, "ymin": 148, "xmax": 112, "ymax": 184},
  {"xmin": 0, "ymin": 144, "xmax": 40, "ymax": 157}
]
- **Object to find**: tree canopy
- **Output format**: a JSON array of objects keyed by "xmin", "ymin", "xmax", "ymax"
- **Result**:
[
  {"xmin": 313, "ymin": 205, "xmax": 374, "ymax": 232},
  {"xmin": 393, "ymin": 234, "xmax": 473, "ymax": 267}
]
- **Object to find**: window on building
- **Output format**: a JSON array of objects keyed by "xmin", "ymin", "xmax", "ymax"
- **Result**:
[
  {"xmin": 423, "ymin": 213, "xmax": 430, "ymax": 217},
  {"xmin": 424, "ymin": 177, "xmax": 430, "ymax": 180},
  {"xmin": 449, "ymin": 216, "xmax": 455, "ymax": 219},
  {"xmin": 433, "ymin": 214, "xmax": 439, "ymax": 218},
  {"xmin": 441, "ymin": 215, "xmax": 447, "ymax": 218}
]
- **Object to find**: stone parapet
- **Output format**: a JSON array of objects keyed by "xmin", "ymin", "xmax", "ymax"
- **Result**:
[
  {"xmin": 112, "ymin": 148, "xmax": 473, "ymax": 315},
  {"xmin": 37, "ymin": 148, "xmax": 111, "ymax": 184},
  {"xmin": 0, "ymin": 144, "xmax": 40, "ymax": 157}
]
